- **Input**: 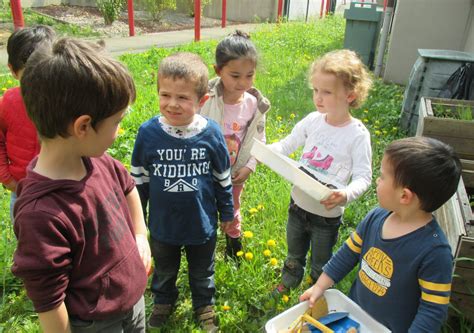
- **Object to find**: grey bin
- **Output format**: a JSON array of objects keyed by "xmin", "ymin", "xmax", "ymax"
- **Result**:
[
  {"xmin": 343, "ymin": 1, "xmax": 382, "ymax": 70},
  {"xmin": 400, "ymin": 49, "xmax": 474, "ymax": 136}
]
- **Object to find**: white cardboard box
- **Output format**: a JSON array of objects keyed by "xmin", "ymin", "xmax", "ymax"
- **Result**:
[
  {"xmin": 250, "ymin": 140, "xmax": 333, "ymax": 201},
  {"xmin": 265, "ymin": 289, "xmax": 391, "ymax": 333}
]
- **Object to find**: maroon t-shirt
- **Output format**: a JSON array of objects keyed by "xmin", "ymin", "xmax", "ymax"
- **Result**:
[{"xmin": 11, "ymin": 154, "xmax": 147, "ymax": 320}]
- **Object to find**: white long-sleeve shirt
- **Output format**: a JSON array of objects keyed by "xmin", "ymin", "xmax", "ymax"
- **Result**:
[{"xmin": 270, "ymin": 112, "xmax": 372, "ymax": 217}]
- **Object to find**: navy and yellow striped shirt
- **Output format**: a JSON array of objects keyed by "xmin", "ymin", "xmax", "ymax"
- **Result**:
[{"xmin": 324, "ymin": 207, "xmax": 453, "ymax": 333}]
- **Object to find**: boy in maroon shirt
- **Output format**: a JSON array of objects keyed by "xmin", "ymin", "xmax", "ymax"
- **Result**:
[{"xmin": 11, "ymin": 38, "xmax": 151, "ymax": 333}]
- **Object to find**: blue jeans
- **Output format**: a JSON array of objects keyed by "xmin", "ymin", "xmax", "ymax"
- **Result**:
[
  {"xmin": 150, "ymin": 236, "xmax": 216, "ymax": 310},
  {"xmin": 69, "ymin": 296, "xmax": 145, "ymax": 333},
  {"xmin": 10, "ymin": 191, "xmax": 17, "ymax": 224},
  {"xmin": 281, "ymin": 201, "xmax": 341, "ymax": 289}
]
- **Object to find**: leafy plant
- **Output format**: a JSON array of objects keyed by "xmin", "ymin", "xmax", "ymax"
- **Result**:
[
  {"xmin": 139, "ymin": 0, "xmax": 176, "ymax": 22},
  {"xmin": 178, "ymin": 0, "xmax": 213, "ymax": 17},
  {"xmin": 432, "ymin": 103, "xmax": 473, "ymax": 121},
  {"xmin": 97, "ymin": 0, "xmax": 124, "ymax": 25}
]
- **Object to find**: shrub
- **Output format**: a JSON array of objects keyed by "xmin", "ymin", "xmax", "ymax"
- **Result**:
[
  {"xmin": 140, "ymin": 0, "xmax": 176, "ymax": 22},
  {"xmin": 178, "ymin": 0, "xmax": 213, "ymax": 17},
  {"xmin": 97, "ymin": 0, "xmax": 123, "ymax": 25}
]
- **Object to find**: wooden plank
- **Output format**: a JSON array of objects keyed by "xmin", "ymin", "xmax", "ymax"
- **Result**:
[
  {"xmin": 452, "ymin": 266, "xmax": 474, "ymax": 295},
  {"xmin": 450, "ymin": 291, "xmax": 474, "ymax": 322},
  {"xmin": 456, "ymin": 237, "xmax": 474, "ymax": 269},
  {"xmin": 435, "ymin": 197, "xmax": 466, "ymax": 255},
  {"xmin": 422, "ymin": 118, "xmax": 474, "ymax": 140}
]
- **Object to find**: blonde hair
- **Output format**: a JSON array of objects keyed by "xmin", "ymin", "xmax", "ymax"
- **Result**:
[{"xmin": 310, "ymin": 49, "xmax": 372, "ymax": 109}]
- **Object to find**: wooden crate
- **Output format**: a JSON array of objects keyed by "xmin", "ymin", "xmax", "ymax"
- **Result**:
[
  {"xmin": 416, "ymin": 97, "xmax": 474, "ymax": 188},
  {"xmin": 433, "ymin": 179, "xmax": 474, "ymax": 321}
]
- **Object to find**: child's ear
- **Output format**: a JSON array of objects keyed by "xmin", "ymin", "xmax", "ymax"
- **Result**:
[
  {"xmin": 199, "ymin": 94, "xmax": 210, "ymax": 107},
  {"xmin": 346, "ymin": 91, "xmax": 357, "ymax": 104},
  {"xmin": 8, "ymin": 64, "xmax": 19, "ymax": 80},
  {"xmin": 72, "ymin": 115, "xmax": 93, "ymax": 138},
  {"xmin": 400, "ymin": 187, "xmax": 415, "ymax": 205}
]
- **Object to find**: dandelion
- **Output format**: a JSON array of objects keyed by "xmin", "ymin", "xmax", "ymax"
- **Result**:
[
  {"xmin": 257, "ymin": 204, "xmax": 264, "ymax": 210},
  {"xmin": 290, "ymin": 113, "xmax": 296, "ymax": 119},
  {"xmin": 263, "ymin": 249, "xmax": 271, "ymax": 257},
  {"xmin": 282, "ymin": 295, "xmax": 289, "ymax": 303},
  {"xmin": 7, "ymin": 80, "xmax": 12, "ymax": 85},
  {"xmin": 363, "ymin": 118, "xmax": 368, "ymax": 123},
  {"xmin": 1, "ymin": 87, "xmax": 6, "ymax": 92},
  {"xmin": 236, "ymin": 251, "xmax": 244, "ymax": 257},
  {"xmin": 276, "ymin": 116, "xmax": 282, "ymax": 121},
  {"xmin": 374, "ymin": 130, "xmax": 381, "ymax": 136},
  {"xmin": 271, "ymin": 139, "xmax": 279, "ymax": 143},
  {"xmin": 248, "ymin": 208, "xmax": 258, "ymax": 215},
  {"xmin": 267, "ymin": 239, "xmax": 276, "ymax": 247},
  {"xmin": 270, "ymin": 258, "xmax": 278, "ymax": 266},
  {"xmin": 245, "ymin": 252, "xmax": 254, "ymax": 260},
  {"xmin": 118, "ymin": 127, "xmax": 125, "ymax": 136},
  {"xmin": 222, "ymin": 305, "xmax": 231, "ymax": 311},
  {"xmin": 289, "ymin": 153, "xmax": 296, "ymax": 159},
  {"xmin": 243, "ymin": 231, "xmax": 254, "ymax": 238}
]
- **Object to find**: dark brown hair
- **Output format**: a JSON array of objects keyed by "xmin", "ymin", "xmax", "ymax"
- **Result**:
[
  {"xmin": 20, "ymin": 38, "xmax": 136, "ymax": 139},
  {"xmin": 158, "ymin": 52, "xmax": 208, "ymax": 99},
  {"xmin": 7, "ymin": 25, "xmax": 56, "ymax": 73},
  {"xmin": 215, "ymin": 30, "xmax": 258, "ymax": 70},
  {"xmin": 384, "ymin": 137, "xmax": 462, "ymax": 212}
]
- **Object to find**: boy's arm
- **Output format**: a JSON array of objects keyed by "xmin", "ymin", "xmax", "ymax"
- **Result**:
[
  {"xmin": 409, "ymin": 246, "xmax": 453, "ymax": 332},
  {"xmin": 0, "ymin": 98, "xmax": 15, "ymax": 189},
  {"xmin": 38, "ymin": 302, "xmax": 71, "ymax": 333},
  {"xmin": 126, "ymin": 187, "xmax": 151, "ymax": 274}
]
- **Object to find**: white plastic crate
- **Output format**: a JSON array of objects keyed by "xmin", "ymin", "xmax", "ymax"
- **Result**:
[{"xmin": 265, "ymin": 289, "xmax": 391, "ymax": 333}]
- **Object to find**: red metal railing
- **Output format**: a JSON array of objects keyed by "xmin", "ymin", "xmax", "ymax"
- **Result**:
[
  {"xmin": 127, "ymin": 0, "xmax": 135, "ymax": 36},
  {"xmin": 195, "ymin": 0, "xmax": 201, "ymax": 41},
  {"xmin": 222, "ymin": 0, "xmax": 227, "ymax": 28},
  {"xmin": 10, "ymin": 0, "xmax": 24, "ymax": 30}
]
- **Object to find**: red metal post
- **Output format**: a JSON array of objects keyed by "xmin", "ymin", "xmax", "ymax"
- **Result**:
[
  {"xmin": 195, "ymin": 0, "xmax": 201, "ymax": 42},
  {"xmin": 10, "ymin": 0, "xmax": 24, "ymax": 30},
  {"xmin": 277, "ymin": 0, "xmax": 283, "ymax": 21},
  {"xmin": 320, "ymin": 0, "xmax": 325, "ymax": 18},
  {"xmin": 383, "ymin": 0, "xmax": 388, "ymax": 11},
  {"xmin": 222, "ymin": 0, "xmax": 226, "ymax": 28},
  {"xmin": 127, "ymin": 0, "xmax": 135, "ymax": 37}
]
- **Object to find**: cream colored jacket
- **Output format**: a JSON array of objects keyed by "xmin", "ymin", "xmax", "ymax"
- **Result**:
[{"xmin": 199, "ymin": 77, "xmax": 271, "ymax": 174}]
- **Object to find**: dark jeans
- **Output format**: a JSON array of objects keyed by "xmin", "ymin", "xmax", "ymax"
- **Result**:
[
  {"xmin": 70, "ymin": 296, "xmax": 145, "ymax": 333},
  {"xmin": 150, "ymin": 236, "xmax": 216, "ymax": 310},
  {"xmin": 282, "ymin": 202, "xmax": 341, "ymax": 289}
]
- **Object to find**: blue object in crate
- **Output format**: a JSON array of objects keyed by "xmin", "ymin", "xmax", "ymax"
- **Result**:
[{"xmin": 309, "ymin": 312, "xmax": 360, "ymax": 333}]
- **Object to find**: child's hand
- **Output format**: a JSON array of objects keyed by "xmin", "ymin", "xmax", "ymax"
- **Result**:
[
  {"xmin": 4, "ymin": 179, "xmax": 17, "ymax": 193},
  {"xmin": 232, "ymin": 167, "xmax": 252, "ymax": 185},
  {"xmin": 320, "ymin": 190, "xmax": 347, "ymax": 210},
  {"xmin": 220, "ymin": 221, "xmax": 233, "ymax": 233},
  {"xmin": 299, "ymin": 284, "xmax": 325, "ymax": 308},
  {"xmin": 135, "ymin": 234, "xmax": 152, "ymax": 275}
]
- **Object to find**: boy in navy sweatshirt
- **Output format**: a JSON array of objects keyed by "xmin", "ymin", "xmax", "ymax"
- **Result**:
[
  {"xmin": 12, "ymin": 38, "xmax": 151, "ymax": 333},
  {"xmin": 300, "ymin": 137, "xmax": 462, "ymax": 332},
  {"xmin": 131, "ymin": 52, "xmax": 233, "ymax": 332}
]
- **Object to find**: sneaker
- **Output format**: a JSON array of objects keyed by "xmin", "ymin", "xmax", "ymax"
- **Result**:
[
  {"xmin": 148, "ymin": 303, "xmax": 173, "ymax": 328},
  {"xmin": 195, "ymin": 305, "xmax": 218, "ymax": 332}
]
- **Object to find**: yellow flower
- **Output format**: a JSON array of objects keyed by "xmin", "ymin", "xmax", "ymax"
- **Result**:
[
  {"xmin": 248, "ymin": 208, "xmax": 258, "ymax": 214},
  {"xmin": 222, "ymin": 305, "xmax": 231, "ymax": 311},
  {"xmin": 363, "ymin": 118, "xmax": 368, "ymax": 123},
  {"xmin": 374, "ymin": 130, "xmax": 381, "ymax": 136},
  {"xmin": 7, "ymin": 80, "xmax": 12, "ymax": 84},
  {"xmin": 263, "ymin": 249, "xmax": 271, "ymax": 257},
  {"xmin": 282, "ymin": 295, "xmax": 289, "ymax": 303},
  {"xmin": 363, "ymin": 109, "xmax": 369, "ymax": 113},
  {"xmin": 276, "ymin": 116, "xmax": 282, "ymax": 121},
  {"xmin": 270, "ymin": 258, "xmax": 278, "ymax": 266},
  {"xmin": 267, "ymin": 239, "xmax": 276, "ymax": 247},
  {"xmin": 1, "ymin": 87, "xmax": 6, "ymax": 92},
  {"xmin": 243, "ymin": 231, "xmax": 254, "ymax": 238},
  {"xmin": 289, "ymin": 153, "xmax": 296, "ymax": 159},
  {"xmin": 118, "ymin": 127, "xmax": 125, "ymax": 136},
  {"xmin": 271, "ymin": 139, "xmax": 279, "ymax": 143},
  {"xmin": 236, "ymin": 251, "xmax": 244, "ymax": 257},
  {"xmin": 257, "ymin": 204, "xmax": 264, "ymax": 210},
  {"xmin": 290, "ymin": 113, "xmax": 296, "ymax": 119},
  {"xmin": 245, "ymin": 252, "xmax": 254, "ymax": 260}
]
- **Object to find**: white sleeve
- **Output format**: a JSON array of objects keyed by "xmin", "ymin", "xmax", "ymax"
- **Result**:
[
  {"xmin": 269, "ymin": 113, "xmax": 314, "ymax": 156},
  {"xmin": 344, "ymin": 131, "xmax": 372, "ymax": 203}
]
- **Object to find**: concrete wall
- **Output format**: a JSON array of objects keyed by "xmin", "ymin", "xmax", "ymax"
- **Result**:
[
  {"xmin": 203, "ymin": 0, "xmax": 278, "ymax": 22},
  {"xmin": 22, "ymin": 0, "xmax": 63, "ymax": 7},
  {"xmin": 463, "ymin": 3, "xmax": 474, "ymax": 52},
  {"xmin": 384, "ymin": 0, "xmax": 473, "ymax": 85}
]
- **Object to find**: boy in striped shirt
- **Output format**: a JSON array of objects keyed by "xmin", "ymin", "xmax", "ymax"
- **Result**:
[{"xmin": 300, "ymin": 137, "xmax": 461, "ymax": 332}]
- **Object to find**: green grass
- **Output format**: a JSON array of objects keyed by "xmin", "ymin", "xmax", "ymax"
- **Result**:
[{"xmin": 0, "ymin": 17, "xmax": 472, "ymax": 332}]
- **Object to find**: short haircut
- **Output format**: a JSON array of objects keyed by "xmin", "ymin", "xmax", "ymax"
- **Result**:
[
  {"xmin": 310, "ymin": 49, "xmax": 372, "ymax": 109},
  {"xmin": 384, "ymin": 137, "xmax": 462, "ymax": 212},
  {"xmin": 7, "ymin": 25, "xmax": 56, "ymax": 73},
  {"xmin": 215, "ymin": 30, "xmax": 258, "ymax": 70},
  {"xmin": 21, "ymin": 38, "xmax": 136, "ymax": 139},
  {"xmin": 158, "ymin": 52, "xmax": 208, "ymax": 99}
]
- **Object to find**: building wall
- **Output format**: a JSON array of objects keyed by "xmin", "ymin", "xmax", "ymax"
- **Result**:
[
  {"xmin": 384, "ymin": 0, "xmax": 473, "ymax": 85},
  {"xmin": 464, "ymin": 3, "xmax": 474, "ymax": 52},
  {"xmin": 203, "ymin": 0, "xmax": 278, "ymax": 22}
]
